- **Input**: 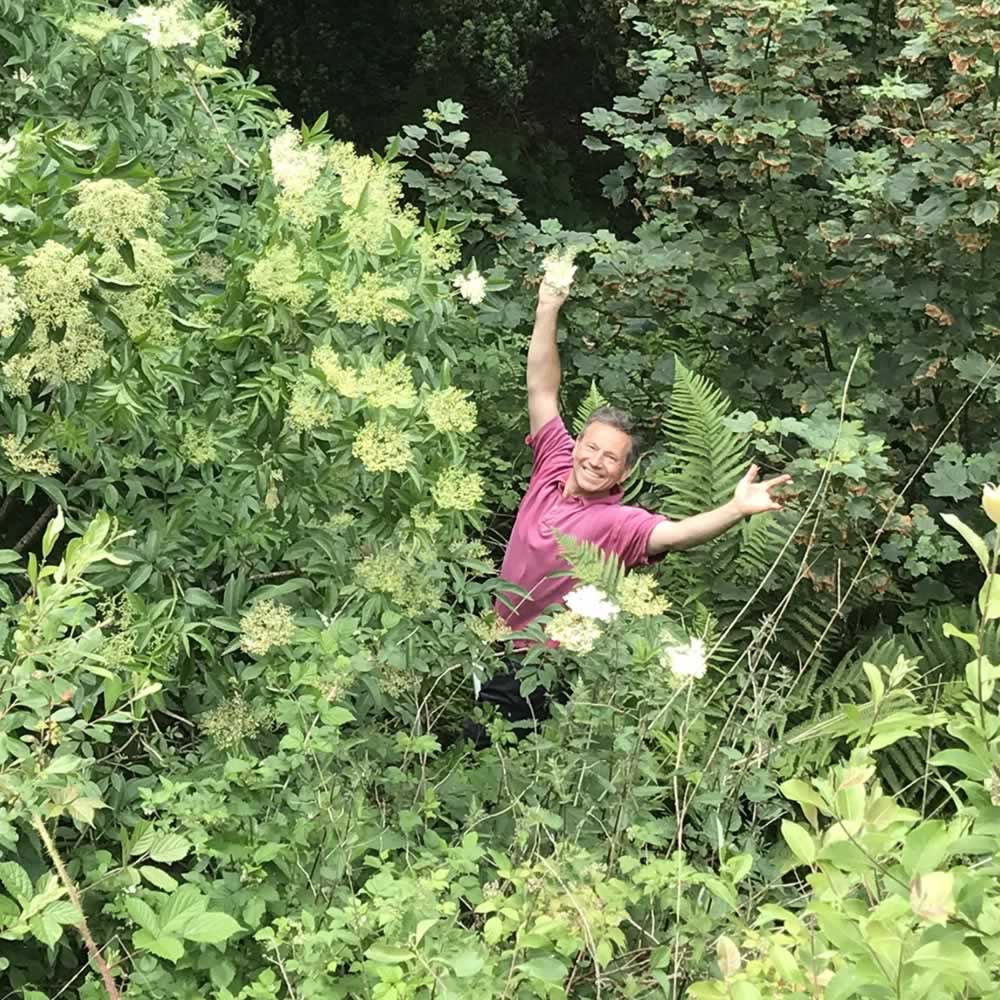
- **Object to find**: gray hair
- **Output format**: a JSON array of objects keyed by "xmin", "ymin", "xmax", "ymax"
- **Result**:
[{"xmin": 582, "ymin": 406, "xmax": 642, "ymax": 469}]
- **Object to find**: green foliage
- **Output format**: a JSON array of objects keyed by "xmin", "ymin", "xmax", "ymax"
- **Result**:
[{"xmin": 3, "ymin": 1, "xmax": 1000, "ymax": 997}]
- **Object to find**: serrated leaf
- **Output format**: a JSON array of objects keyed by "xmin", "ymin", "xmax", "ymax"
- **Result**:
[
  {"xmin": 182, "ymin": 911, "xmax": 241, "ymax": 944},
  {"xmin": 126, "ymin": 896, "xmax": 159, "ymax": 932},
  {"xmin": 139, "ymin": 866, "xmax": 178, "ymax": 892},
  {"xmin": 134, "ymin": 928, "xmax": 184, "ymax": 962},
  {"xmin": 0, "ymin": 862, "xmax": 32, "ymax": 905},
  {"xmin": 149, "ymin": 833, "xmax": 190, "ymax": 863}
]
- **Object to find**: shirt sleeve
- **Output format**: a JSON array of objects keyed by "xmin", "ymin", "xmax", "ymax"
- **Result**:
[
  {"xmin": 525, "ymin": 415, "xmax": 574, "ymax": 477},
  {"xmin": 612, "ymin": 506, "xmax": 670, "ymax": 567}
]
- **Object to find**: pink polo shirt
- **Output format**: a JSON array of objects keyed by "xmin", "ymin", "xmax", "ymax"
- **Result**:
[{"xmin": 495, "ymin": 415, "xmax": 667, "ymax": 634}]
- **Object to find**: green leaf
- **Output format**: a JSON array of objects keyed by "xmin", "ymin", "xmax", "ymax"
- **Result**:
[
  {"xmin": 139, "ymin": 866, "xmax": 178, "ymax": 892},
  {"xmin": 182, "ymin": 911, "xmax": 241, "ymax": 944},
  {"xmin": 520, "ymin": 957, "xmax": 568, "ymax": 983},
  {"xmin": 446, "ymin": 948, "xmax": 485, "ymax": 978},
  {"xmin": 978, "ymin": 575, "xmax": 1000, "ymax": 620},
  {"xmin": 0, "ymin": 862, "xmax": 32, "ymax": 906},
  {"xmin": 940, "ymin": 513, "xmax": 990, "ymax": 570},
  {"xmin": 134, "ymin": 928, "xmax": 184, "ymax": 963},
  {"xmin": 149, "ymin": 833, "xmax": 190, "ymax": 863},
  {"xmin": 780, "ymin": 820, "xmax": 816, "ymax": 865},
  {"xmin": 365, "ymin": 943, "xmax": 413, "ymax": 964},
  {"xmin": 126, "ymin": 897, "xmax": 159, "ymax": 932},
  {"xmin": 901, "ymin": 821, "xmax": 956, "ymax": 876}
]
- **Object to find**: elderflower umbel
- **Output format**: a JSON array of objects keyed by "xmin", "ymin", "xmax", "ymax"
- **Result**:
[
  {"xmin": 352, "ymin": 423, "xmax": 412, "ymax": 473},
  {"xmin": 312, "ymin": 345, "xmax": 362, "ymax": 397},
  {"xmin": 66, "ymin": 179, "xmax": 166, "ymax": 247},
  {"xmin": 983, "ymin": 483, "xmax": 1000, "ymax": 526},
  {"xmin": 239, "ymin": 600, "xmax": 296, "ymax": 656},
  {"xmin": 327, "ymin": 271, "xmax": 408, "ymax": 326},
  {"xmin": 424, "ymin": 386, "xmax": 477, "ymax": 433},
  {"xmin": 1, "ymin": 435, "xmax": 58, "ymax": 476},
  {"xmin": 469, "ymin": 611, "xmax": 512, "ymax": 645},
  {"xmin": 127, "ymin": 0, "xmax": 202, "ymax": 48},
  {"xmin": 660, "ymin": 636, "xmax": 707, "ymax": 682},
  {"xmin": 617, "ymin": 573, "xmax": 671, "ymax": 617},
  {"xmin": 21, "ymin": 242, "xmax": 93, "ymax": 334},
  {"xmin": 0, "ymin": 265, "xmax": 25, "ymax": 338},
  {"xmin": 359, "ymin": 356, "xmax": 417, "ymax": 409},
  {"xmin": 287, "ymin": 378, "xmax": 332, "ymax": 432},
  {"xmin": 180, "ymin": 427, "xmax": 219, "ymax": 465},
  {"xmin": 270, "ymin": 129, "xmax": 325, "ymax": 199},
  {"xmin": 453, "ymin": 267, "xmax": 486, "ymax": 305},
  {"xmin": 565, "ymin": 585, "xmax": 619, "ymax": 622},
  {"xmin": 545, "ymin": 610, "xmax": 602, "ymax": 654},
  {"xmin": 248, "ymin": 244, "xmax": 311, "ymax": 312},
  {"xmin": 66, "ymin": 10, "xmax": 125, "ymax": 44},
  {"xmin": 200, "ymin": 693, "xmax": 274, "ymax": 750},
  {"xmin": 432, "ymin": 467, "xmax": 484, "ymax": 510},
  {"xmin": 542, "ymin": 250, "xmax": 578, "ymax": 294}
]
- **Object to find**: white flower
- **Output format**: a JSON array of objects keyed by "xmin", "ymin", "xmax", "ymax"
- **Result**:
[
  {"xmin": 542, "ymin": 251, "xmax": 578, "ymax": 294},
  {"xmin": 127, "ymin": 1, "xmax": 202, "ymax": 48},
  {"xmin": 453, "ymin": 268, "xmax": 486, "ymax": 305},
  {"xmin": 565, "ymin": 584, "xmax": 619, "ymax": 622},
  {"xmin": 269, "ymin": 129, "xmax": 324, "ymax": 198},
  {"xmin": 545, "ymin": 610, "xmax": 602, "ymax": 654},
  {"xmin": 661, "ymin": 638, "xmax": 706, "ymax": 681}
]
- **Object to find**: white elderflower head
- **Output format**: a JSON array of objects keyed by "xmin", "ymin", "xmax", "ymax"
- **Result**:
[
  {"xmin": 542, "ymin": 250, "xmax": 578, "ymax": 294},
  {"xmin": 545, "ymin": 610, "xmax": 602, "ymax": 654},
  {"xmin": 660, "ymin": 637, "xmax": 707, "ymax": 682},
  {"xmin": 269, "ymin": 128, "xmax": 325, "ymax": 198},
  {"xmin": 453, "ymin": 267, "xmax": 486, "ymax": 305},
  {"xmin": 565, "ymin": 584, "xmax": 619, "ymax": 622},
  {"xmin": 127, "ymin": 0, "xmax": 202, "ymax": 48}
]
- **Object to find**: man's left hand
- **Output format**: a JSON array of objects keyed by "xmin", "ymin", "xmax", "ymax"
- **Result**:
[{"xmin": 732, "ymin": 464, "xmax": 792, "ymax": 516}]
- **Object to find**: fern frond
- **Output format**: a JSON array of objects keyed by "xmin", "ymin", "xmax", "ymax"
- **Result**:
[
  {"xmin": 554, "ymin": 530, "xmax": 627, "ymax": 596},
  {"xmin": 659, "ymin": 359, "xmax": 748, "ymax": 518},
  {"xmin": 573, "ymin": 380, "xmax": 609, "ymax": 436}
]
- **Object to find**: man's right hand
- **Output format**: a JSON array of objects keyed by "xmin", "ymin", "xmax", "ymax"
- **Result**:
[{"xmin": 537, "ymin": 280, "xmax": 569, "ymax": 312}]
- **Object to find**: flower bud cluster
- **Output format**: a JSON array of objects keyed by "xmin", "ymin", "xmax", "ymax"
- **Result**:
[
  {"xmin": 66, "ymin": 179, "xmax": 167, "ymax": 247},
  {"xmin": 432, "ymin": 467, "xmax": 484, "ymax": 510},
  {"xmin": 424, "ymin": 386, "xmax": 477, "ymax": 433},
  {"xmin": 239, "ymin": 600, "xmax": 296, "ymax": 657},
  {"xmin": 352, "ymin": 423, "xmax": 412, "ymax": 474}
]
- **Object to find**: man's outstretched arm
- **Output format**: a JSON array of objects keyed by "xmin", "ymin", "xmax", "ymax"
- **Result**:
[
  {"xmin": 646, "ymin": 464, "xmax": 792, "ymax": 556},
  {"xmin": 527, "ymin": 283, "xmax": 568, "ymax": 434}
]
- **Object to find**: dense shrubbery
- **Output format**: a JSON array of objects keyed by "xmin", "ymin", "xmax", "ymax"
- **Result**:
[{"xmin": 0, "ymin": 1, "xmax": 999, "ymax": 997}]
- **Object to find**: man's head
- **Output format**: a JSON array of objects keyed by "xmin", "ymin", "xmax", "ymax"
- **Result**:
[{"xmin": 567, "ymin": 406, "xmax": 640, "ymax": 498}]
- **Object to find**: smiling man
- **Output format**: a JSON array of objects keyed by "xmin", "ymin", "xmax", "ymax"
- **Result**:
[{"xmin": 476, "ymin": 279, "xmax": 790, "ymax": 734}]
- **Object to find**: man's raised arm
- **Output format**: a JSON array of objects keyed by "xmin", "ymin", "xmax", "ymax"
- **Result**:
[{"xmin": 526, "ymin": 283, "xmax": 568, "ymax": 434}]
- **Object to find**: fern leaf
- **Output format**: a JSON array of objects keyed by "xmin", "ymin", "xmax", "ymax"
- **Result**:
[
  {"xmin": 573, "ymin": 380, "xmax": 608, "ymax": 436},
  {"xmin": 659, "ymin": 359, "xmax": 748, "ymax": 518},
  {"xmin": 553, "ymin": 530, "xmax": 625, "ymax": 595}
]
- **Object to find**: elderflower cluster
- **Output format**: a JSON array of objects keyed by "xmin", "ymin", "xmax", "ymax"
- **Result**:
[
  {"xmin": 352, "ymin": 423, "xmax": 412, "ymax": 473},
  {"xmin": 180, "ymin": 427, "xmax": 219, "ymax": 465},
  {"xmin": 287, "ymin": 378, "xmax": 331, "ymax": 432},
  {"xmin": 544, "ymin": 610, "xmax": 602, "ymax": 654},
  {"xmin": 66, "ymin": 10, "xmax": 124, "ymax": 44},
  {"xmin": 358, "ymin": 355, "xmax": 417, "ymax": 409},
  {"xmin": 66, "ymin": 179, "xmax": 166, "ymax": 247},
  {"xmin": 469, "ymin": 611, "xmax": 512, "ymax": 645},
  {"xmin": 4, "ymin": 320, "xmax": 106, "ymax": 392},
  {"xmin": 127, "ymin": 0, "xmax": 202, "ymax": 48},
  {"xmin": 327, "ymin": 271, "xmax": 408, "ymax": 326},
  {"xmin": 193, "ymin": 251, "xmax": 227, "ymax": 284},
  {"xmin": 424, "ymin": 386, "xmax": 477, "ymax": 433},
  {"xmin": 1, "ymin": 436, "xmax": 58, "ymax": 476},
  {"xmin": 239, "ymin": 600, "xmax": 296, "ymax": 657},
  {"xmin": 411, "ymin": 510, "xmax": 442, "ymax": 537},
  {"xmin": 328, "ymin": 143, "xmax": 418, "ymax": 252},
  {"xmin": 200, "ymin": 693, "xmax": 275, "ymax": 751},
  {"xmin": 416, "ymin": 229, "xmax": 461, "ymax": 272},
  {"xmin": 312, "ymin": 345, "xmax": 362, "ymax": 398},
  {"xmin": 565, "ymin": 585, "xmax": 619, "ymax": 622},
  {"xmin": 270, "ymin": 129, "xmax": 325, "ymax": 199},
  {"xmin": 0, "ymin": 266, "xmax": 25, "ymax": 338},
  {"xmin": 432, "ymin": 467, "xmax": 484, "ymax": 510},
  {"xmin": 453, "ymin": 267, "xmax": 486, "ymax": 305},
  {"xmin": 542, "ymin": 249, "xmax": 578, "ymax": 294},
  {"xmin": 659, "ymin": 636, "xmax": 707, "ymax": 682},
  {"xmin": 248, "ymin": 244, "xmax": 312, "ymax": 312},
  {"xmin": 21, "ymin": 241, "xmax": 93, "ymax": 334},
  {"xmin": 617, "ymin": 573, "xmax": 671, "ymax": 617},
  {"xmin": 355, "ymin": 549, "xmax": 441, "ymax": 615}
]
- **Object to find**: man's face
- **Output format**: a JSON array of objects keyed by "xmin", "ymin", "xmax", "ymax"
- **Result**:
[{"xmin": 569, "ymin": 422, "xmax": 631, "ymax": 497}]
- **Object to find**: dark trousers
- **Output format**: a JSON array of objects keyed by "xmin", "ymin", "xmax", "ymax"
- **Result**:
[{"xmin": 477, "ymin": 655, "xmax": 563, "ymax": 726}]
